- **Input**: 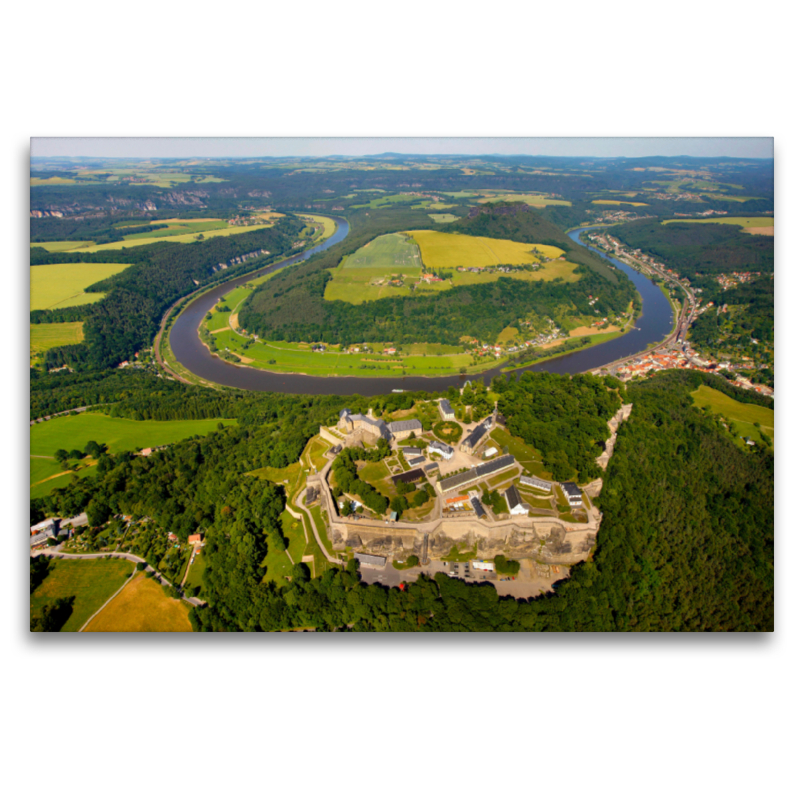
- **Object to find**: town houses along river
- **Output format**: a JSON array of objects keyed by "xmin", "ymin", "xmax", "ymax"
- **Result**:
[{"xmin": 168, "ymin": 222, "xmax": 676, "ymax": 396}]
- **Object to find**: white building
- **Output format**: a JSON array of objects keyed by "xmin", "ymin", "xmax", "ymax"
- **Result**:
[
  {"xmin": 520, "ymin": 474, "xmax": 552, "ymax": 492},
  {"xmin": 428, "ymin": 440, "xmax": 454, "ymax": 460},
  {"xmin": 471, "ymin": 560, "xmax": 495, "ymax": 572}
]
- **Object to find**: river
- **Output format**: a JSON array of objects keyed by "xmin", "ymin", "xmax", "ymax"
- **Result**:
[{"xmin": 169, "ymin": 222, "xmax": 674, "ymax": 396}]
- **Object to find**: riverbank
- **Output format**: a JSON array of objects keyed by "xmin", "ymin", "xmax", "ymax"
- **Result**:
[{"xmin": 166, "ymin": 225, "xmax": 675, "ymax": 394}]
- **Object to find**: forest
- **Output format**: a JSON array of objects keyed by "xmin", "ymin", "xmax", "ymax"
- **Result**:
[
  {"xmin": 30, "ymin": 216, "xmax": 305, "ymax": 369},
  {"xmin": 608, "ymin": 219, "xmax": 774, "ymax": 278},
  {"xmin": 492, "ymin": 371, "xmax": 624, "ymax": 482},
  {"xmin": 239, "ymin": 204, "xmax": 636, "ymax": 346},
  {"xmin": 30, "ymin": 366, "xmax": 773, "ymax": 632}
]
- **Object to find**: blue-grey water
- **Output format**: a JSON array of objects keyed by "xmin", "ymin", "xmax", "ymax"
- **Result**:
[{"xmin": 169, "ymin": 222, "xmax": 674, "ymax": 396}]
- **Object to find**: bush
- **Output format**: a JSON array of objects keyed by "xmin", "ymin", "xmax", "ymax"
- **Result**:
[
  {"xmin": 406, "ymin": 554, "xmax": 419, "ymax": 567},
  {"xmin": 136, "ymin": 561, "xmax": 146, "ymax": 571},
  {"xmin": 494, "ymin": 554, "xmax": 521, "ymax": 575}
]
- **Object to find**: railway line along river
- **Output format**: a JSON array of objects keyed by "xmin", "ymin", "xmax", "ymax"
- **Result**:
[{"xmin": 169, "ymin": 222, "xmax": 675, "ymax": 396}]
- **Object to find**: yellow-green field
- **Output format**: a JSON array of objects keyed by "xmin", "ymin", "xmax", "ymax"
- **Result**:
[
  {"xmin": 663, "ymin": 217, "xmax": 774, "ymax": 236},
  {"xmin": 30, "ymin": 322, "xmax": 84, "ymax": 362},
  {"xmin": 406, "ymin": 230, "xmax": 564, "ymax": 269},
  {"xmin": 477, "ymin": 193, "xmax": 572, "ymax": 207},
  {"xmin": 31, "ymin": 241, "xmax": 94, "ymax": 252},
  {"xmin": 429, "ymin": 213, "xmax": 459, "ymax": 223},
  {"xmin": 84, "ymin": 573, "xmax": 193, "ymax": 632},
  {"xmin": 58, "ymin": 222, "xmax": 279, "ymax": 253},
  {"xmin": 592, "ymin": 199, "xmax": 649, "ymax": 207},
  {"xmin": 30, "ymin": 176, "xmax": 77, "ymax": 186},
  {"xmin": 691, "ymin": 385, "xmax": 774, "ymax": 449},
  {"xmin": 30, "ymin": 262, "xmax": 131, "ymax": 310}
]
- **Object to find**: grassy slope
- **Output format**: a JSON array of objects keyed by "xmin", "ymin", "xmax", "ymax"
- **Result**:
[
  {"xmin": 691, "ymin": 385, "xmax": 774, "ymax": 449},
  {"xmin": 31, "ymin": 558, "xmax": 134, "ymax": 632}
]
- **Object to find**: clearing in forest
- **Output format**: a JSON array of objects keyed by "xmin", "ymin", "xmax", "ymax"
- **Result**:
[
  {"xmin": 83, "ymin": 573, "xmax": 192, "ymax": 632},
  {"xmin": 30, "ymin": 262, "xmax": 131, "ymax": 310}
]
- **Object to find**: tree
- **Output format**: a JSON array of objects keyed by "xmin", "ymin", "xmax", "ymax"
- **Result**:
[
  {"xmin": 291, "ymin": 562, "xmax": 311, "ymax": 583},
  {"xmin": 30, "ymin": 597, "xmax": 73, "ymax": 632},
  {"xmin": 86, "ymin": 499, "xmax": 111, "ymax": 528},
  {"xmin": 68, "ymin": 449, "xmax": 85, "ymax": 460},
  {"xmin": 54, "ymin": 448, "xmax": 69, "ymax": 464},
  {"xmin": 136, "ymin": 561, "xmax": 147, "ymax": 571}
]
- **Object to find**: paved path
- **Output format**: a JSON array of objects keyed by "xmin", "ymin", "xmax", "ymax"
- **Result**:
[
  {"xmin": 30, "ymin": 405, "xmax": 95, "ymax": 426},
  {"xmin": 35, "ymin": 549, "xmax": 205, "ymax": 607},
  {"xmin": 294, "ymin": 492, "xmax": 343, "ymax": 566}
]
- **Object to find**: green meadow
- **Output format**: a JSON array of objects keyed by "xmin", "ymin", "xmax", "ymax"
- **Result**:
[
  {"xmin": 691, "ymin": 385, "xmax": 774, "ymax": 449},
  {"xmin": 30, "ymin": 558, "xmax": 134, "ymax": 632},
  {"xmin": 211, "ymin": 328, "xmax": 477, "ymax": 377},
  {"xmin": 30, "ymin": 413, "xmax": 236, "ymax": 458}
]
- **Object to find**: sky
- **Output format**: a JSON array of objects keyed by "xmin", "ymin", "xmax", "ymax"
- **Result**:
[{"xmin": 30, "ymin": 136, "xmax": 774, "ymax": 160}]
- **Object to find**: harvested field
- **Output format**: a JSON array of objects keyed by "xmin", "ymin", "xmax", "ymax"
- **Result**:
[
  {"xmin": 30, "ymin": 322, "xmax": 84, "ymax": 361},
  {"xmin": 84, "ymin": 573, "xmax": 192, "ymax": 632}
]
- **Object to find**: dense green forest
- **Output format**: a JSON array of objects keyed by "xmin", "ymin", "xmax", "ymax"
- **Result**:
[
  {"xmin": 492, "ymin": 371, "xmax": 623, "ymax": 482},
  {"xmin": 31, "ymin": 367, "xmax": 773, "ymax": 631},
  {"xmin": 239, "ymin": 204, "xmax": 636, "ymax": 346},
  {"xmin": 608, "ymin": 219, "xmax": 774, "ymax": 278},
  {"xmin": 31, "ymin": 216, "xmax": 304, "ymax": 369}
]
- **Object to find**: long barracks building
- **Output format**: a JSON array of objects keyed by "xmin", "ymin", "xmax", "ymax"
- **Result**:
[{"xmin": 437, "ymin": 454, "xmax": 516, "ymax": 495}]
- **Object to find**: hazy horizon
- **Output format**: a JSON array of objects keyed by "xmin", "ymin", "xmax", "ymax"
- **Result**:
[{"xmin": 30, "ymin": 136, "xmax": 774, "ymax": 160}]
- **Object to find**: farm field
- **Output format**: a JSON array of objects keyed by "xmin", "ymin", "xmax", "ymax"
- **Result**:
[
  {"xmin": 30, "ymin": 321, "xmax": 84, "ymax": 362},
  {"xmin": 691, "ymin": 385, "xmax": 774, "ymax": 449},
  {"xmin": 406, "ymin": 230, "xmax": 564, "ymax": 269},
  {"xmin": 324, "ymin": 231, "xmax": 577, "ymax": 304},
  {"xmin": 30, "ymin": 262, "xmax": 131, "ymax": 310},
  {"xmin": 63, "ymin": 221, "xmax": 279, "ymax": 253},
  {"xmin": 592, "ymin": 199, "xmax": 649, "ymax": 207},
  {"xmin": 663, "ymin": 217, "xmax": 774, "ymax": 236},
  {"xmin": 477, "ymin": 193, "xmax": 572, "ymax": 207},
  {"xmin": 429, "ymin": 213, "xmax": 459, "ymax": 223},
  {"xmin": 31, "ymin": 240, "xmax": 93, "ymax": 252},
  {"xmin": 31, "ymin": 558, "xmax": 134, "ymax": 632},
  {"xmin": 343, "ymin": 232, "xmax": 422, "ymax": 269},
  {"xmin": 83, "ymin": 573, "xmax": 193, "ymax": 632},
  {"xmin": 30, "ymin": 413, "xmax": 236, "ymax": 458}
]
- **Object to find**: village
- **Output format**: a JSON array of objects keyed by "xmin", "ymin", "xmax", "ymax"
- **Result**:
[{"xmin": 585, "ymin": 231, "xmax": 774, "ymax": 399}]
